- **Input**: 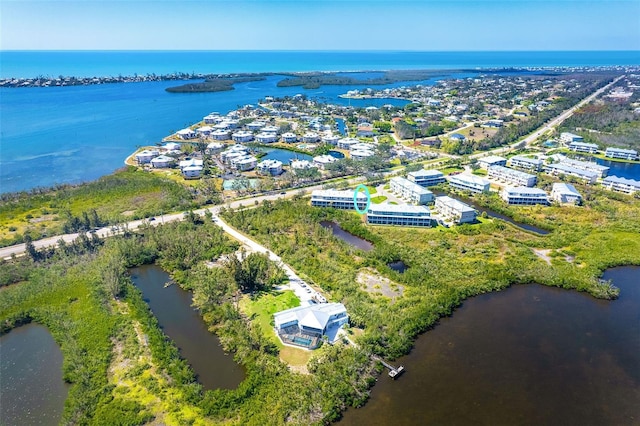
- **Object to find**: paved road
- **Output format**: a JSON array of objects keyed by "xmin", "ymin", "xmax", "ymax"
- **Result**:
[{"xmin": 470, "ymin": 75, "xmax": 624, "ymax": 159}]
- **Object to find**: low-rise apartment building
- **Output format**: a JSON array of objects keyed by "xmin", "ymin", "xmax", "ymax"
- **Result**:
[
  {"xmin": 551, "ymin": 183, "xmax": 583, "ymax": 205},
  {"xmin": 601, "ymin": 176, "xmax": 640, "ymax": 194},
  {"xmin": 569, "ymin": 141, "xmax": 599, "ymax": 154},
  {"xmin": 311, "ymin": 189, "xmax": 368, "ymax": 210},
  {"xmin": 508, "ymin": 155, "xmax": 543, "ymax": 172},
  {"xmin": 389, "ymin": 177, "xmax": 434, "ymax": 204},
  {"xmin": 605, "ymin": 147, "xmax": 638, "ymax": 161},
  {"xmin": 447, "ymin": 174, "xmax": 490, "ymax": 193},
  {"xmin": 487, "ymin": 165, "xmax": 537, "ymax": 187},
  {"xmin": 501, "ymin": 187, "xmax": 549, "ymax": 205},
  {"xmin": 407, "ymin": 170, "xmax": 446, "ymax": 187},
  {"xmin": 434, "ymin": 196, "xmax": 477, "ymax": 224},
  {"xmin": 366, "ymin": 204, "xmax": 432, "ymax": 227}
]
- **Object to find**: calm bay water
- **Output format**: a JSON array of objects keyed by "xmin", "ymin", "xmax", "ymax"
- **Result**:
[
  {"xmin": 3, "ymin": 51, "xmax": 639, "ymax": 79},
  {"xmin": 340, "ymin": 266, "xmax": 640, "ymax": 425},
  {"xmin": 595, "ymin": 158, "xmax": 640, "ymax": 180},
  {"xmin": 2, "ymin": 50, "xmax": 639, "ymax": 194},
  {"xmin": 0, "ymin": 323, "xmax": 69, "ymax": 426}
]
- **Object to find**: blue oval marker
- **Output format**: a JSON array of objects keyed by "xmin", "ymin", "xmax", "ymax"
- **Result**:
[{"xmin": 353, "ymin": 184, "xmax": 371, "ymax": 215}]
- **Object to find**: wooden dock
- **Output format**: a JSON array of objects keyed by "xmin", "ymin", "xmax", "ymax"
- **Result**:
[{"xmin": 372, "ymin": 355, "xmax": 405, "ymax": 379}]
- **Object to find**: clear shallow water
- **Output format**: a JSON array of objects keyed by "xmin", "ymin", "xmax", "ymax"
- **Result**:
[
  {"xmin": 130, "ymin": 265, "xmax": 244, "ymax": 390},
  {"xmin": 0, "ymin": 323, "xmax": 69, "ymax": 426},
  {"xmin": 340, "ymin": 266, "xmax": 640, "ymax": 425},
  {"xmin": 2, "ymin": 51, "xmax": 639, "ymax": 79}
]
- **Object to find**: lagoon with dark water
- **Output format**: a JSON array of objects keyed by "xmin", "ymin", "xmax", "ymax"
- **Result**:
[
  {"xmin": 320, "ymin": 220, "xmax": 374, "ymax": 252},
  {"xmin": 130, "ymin": 265, "xmax": 244, "ymax": 390},
  {"xmin": 0, "ymin": 323, "xmax": 69, "ymax": 426},
  {"xmin": 340, "ymin": 266, "xmax": 640, "ymax": 425}
]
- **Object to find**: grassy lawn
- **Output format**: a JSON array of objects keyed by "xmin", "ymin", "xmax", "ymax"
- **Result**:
[
  {"xmin": 459, "ymin": 126, "xmax": 498, "ymax": 141},
  {"xmin": 472, "ymin": 169, "xmax": 488, "ymax": 176},
  {"xmin": 441, "ymin": 166, "xmax": 464, "ymax": 175},
  {"xmin": 239, "ymin": 290, "xmax": 314, "ymax": 366},
  {"xmin": 371, "ymin": 196, "xmax": 387, "ymax": 204},
  {"xmin": 366, "ymin": 186, "xmax": 378, "ymax": 195}
]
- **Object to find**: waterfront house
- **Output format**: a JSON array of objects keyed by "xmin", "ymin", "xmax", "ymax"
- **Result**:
[
  {"xmin": 477, "ymin": 155, "xmax": 507, "ymax": 170},
  {"xmin": 448, "ymin": 174, "xmax": 490, "ymax": 193},
  {"xmin": 313, "ymin": 154, "xmax": 338, "ymax": 169},
  {"xmin": 560, "ymin": 132, "xmax": 584, "ymax": 144},
  {"xmin": 256, "ymin": 159, "xmax": 283, "ymax": 176},
  {"xmin": 163, "ymin": 142, "xmax": 181, "ymax": 152},
  {"xmin": 389, "ymin": 177, "xmax": 434, "ymax": 205},
  {"xmin": 407, "ymin": 169, "xmax": 446, "ymax": 187},
  {"xmin": 211, "ymin": 130, "xmax": 230, "ymax": 141},
  {"xmin": 176, "ymin": 128, "xmax": 196, "ymax": 140},
  {"xmin": 551, "ymin": 183, "xmax": 583, "ymax": 205},
  {"xmin": 337, "ymin": 137, "xmax": 361, "ymax": 150},
  {"xmin": 232, "ymin": 131, "xmax": 254, "ymax": 143},
  {"xmin": 508, "ymin": 155, "xmax": 543, "ymax": 172},
  {"xmin": 206, "ymin": 142, "xmax": 225, "ymax": 155},
  {"xmin": 487, "ymin": 165, "xmax": 537, "ymax": 187},
  {"xmin": 196, "ymin": 126, "xmax": 213, "ymax": 138},
  {"xmin": 150, "ymin": 155, "xmax": 175, "ymax": 169},
  {"xmin": 203, "ymin": 113, "xmax": 221, "ymax": 124},
  {"xmin": 569, "ymin": 141, "xmax": 599, "ymax": 154},
  {"xmin": 434, "ymin": 196, "xmax": 477, "ymax": 224},
  {"xmin": 302, "ymin": 132, "xmax": 320, "ymax": 143},
  {"xmin": 605, "ymin": 147, "xmax": 638, "ymax": 161},
  {"xmin": 311, "ymin": 189, "xmax": 367, "ymax": 210},
  {"xmin": 273, "ymin": 303, "xmax": 348, "ymax": 348},
  {"xmin": 350, "ymin": 149, "xmax": 375, "ymax": 161},
  {"xmin": 281, "ymin": 132, "xmax": 298, "ymax": 143},
  {"xmin": 135, "ymin": 149, "xmax": 159, "ymax": 164},
  {"xmin": 256, "ymin": 132, "xmax": 279, "ymax": 143},
  {"xmin": 366, "ymin": 204, "xmax": 432, "ymax": 227},
  {"xmin": 601, "ymin": 176, "xmax": 640, "ymax": 194},
  {"xmin": 501, "ymin": 186, "xmax": 549, "ymax": 205}
]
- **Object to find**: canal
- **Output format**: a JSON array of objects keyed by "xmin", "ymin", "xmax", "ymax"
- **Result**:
[
  {"xmin": 320, "ymin": 220, "xmax": 374, "ymax": 252},
  {"xmin": 339, "ymin": 266, "xmax": 640, "ymax": 425},
  {"xmin": 130, "ymin": 265, "xmax": 245, "ymax": 390},
  {"xmin": 0, "ymin": 323, "xmax": 69, "ymax": 426}
]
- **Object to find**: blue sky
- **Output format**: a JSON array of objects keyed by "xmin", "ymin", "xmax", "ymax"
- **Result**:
[{"xmin": 1, "ymin": 0, "xmax": 639, "ymax": 51}]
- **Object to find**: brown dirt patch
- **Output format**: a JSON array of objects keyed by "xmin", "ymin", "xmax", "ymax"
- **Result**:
[{"xmin": 356, "ymin": 268, "xmax": 404, "ymax": 300}]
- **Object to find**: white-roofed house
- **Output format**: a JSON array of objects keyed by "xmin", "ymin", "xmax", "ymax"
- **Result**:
[
  {"xmin": 135, "ymin": 149, "xmax": 159, "ymax": 164},
  {"xmin": 273, "ymin": 303, "xmax": 349, "ymax": 348},
  {"xmin": 477, "ymin": 155, "xmax": 507, "ymax": 169},
  {"xmin": 256, "ymin": 159, "xmax": 283, "ymax": 176},
  {"xmin": 232, "ymin": 131, "xmax": 254, "ymax": 143},
  {"xmin": 176, "ymin": 128, "xmax": 196, "ymax": 140},
  {"xmin": 150, "ymin": 155, "xmax": 175, "ymax": 169},
  {"xmin": 281, "ymin": 132, "xmax": 298, "ymax": 143},
  {"xmin": 313, "ymin": 154, "xmax": 338, "ymax": 169},
  {"xmin": 551, "ymin": 183, "xmax": 583, "ymax": 205}
]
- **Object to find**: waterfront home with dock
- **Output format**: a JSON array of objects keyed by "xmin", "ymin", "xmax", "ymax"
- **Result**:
[
  {"xmin": 366, "ymin": 204, "xmax": 432, "ymax": 227},
  {"xmin": 407, "ymin": 169, "xmax": 446, "ymax": 187},
  {"xmin": 601, "ymin": 176, "xmax": 640, "ymax": 194},
  {"xmin": 274, "ymin": 303, "xmax": 348, "ymax": 349},
  {"xmin": 551, "ymin": 183, "xmax": 583, "ymax": 205},
  {"xmin": 501, "ymin": 186, "xmax": 549, "ymax": 205},
  {"xmin": 487, "ymin": 165, "xmax": 537, "ymax": 187},
  {"xmin": 311, "ymin": 189, "xmax": 367, "ymax": 210},
  {"xmin": 605, "ymin": 147, "xmax": 638, "ymax": 161},
  {"xmin": 448, "ymin": 174, "xmax": 490, "ymax": 193},
  {"xmin": 434, "ymin": 196, "xmax": 477, "ymax": 224},
  {"xmin": 389, "ymin": 177, "xmax": 434, "ymax": 205}
]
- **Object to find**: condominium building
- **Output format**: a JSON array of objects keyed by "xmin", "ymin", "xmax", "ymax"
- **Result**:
[
  {"xmin": 569, "ymin": 141, "xmax": 599, "ymax": 154},
  {"xmin": 559, "ymin": 158, "xmax": 609, "ymax": 178},
  {"xmin": 447, "ymin": 174, "xmax": 490, "ymax": 193},
  {"xmin": 605, "ymin": 147, "xmax": 638, "ymax": 161},
  {"xmin": 560, "ymin": 132, "xmax": 583, "ymax": 144},
  {"xmin": 601, "ymin": 176, "xmax": 640, "ymax": 194},
  {"xmin": 487, "ymin": 165, "xmax": 537, "ymax": 187},
  {"xmin": 337, "ymin": 137, "xmax": 361, "ymax": 150},
  {"xmin": 232, "ymin": 131, "xmax": 254, "ymax": 143},
  {"xmin": 551, "ymin": 183, "xmax": 583, "ymax": 205},
  {"xmin": 233, "ymin": 155, "xmax": 258, "ymax": 171},
  {"xmin": 477, "ymin": 155, "xmax": 507, "ymax": 169},
  {"xmin": 407, "ymin": 169, "xmax": 446, "ymax": 187},
  {"xmin": 434, "ymin": 196, "xmax": 477, "ymax": 224},
  {"xmin": 313, "ymin": 155, "xmax": 338, "ymax": 169},
  {"xmin": 256, "ymin": 159, "xmax": 283, "ymax": 176},
  {"xmin": 366, "ymin": 204, "xmax": 432, "ymax": 227},
  {"xmin": 311, "ymin": 189, "xmax": 368, "ymax": 210},
  {"xmin": 501, "ymin": 187, "xmax": 549, "ymax": 205},
  {"xmin": 389, "ymin": 177, "xmax": 434, "ymax": 205},
  {"xmin": 508, "ymin": 155, "xmax": 543, "ymax": 172},
  {"xmin": 545, "ymin": 163, "xmax": 598, "ymax": 184}
]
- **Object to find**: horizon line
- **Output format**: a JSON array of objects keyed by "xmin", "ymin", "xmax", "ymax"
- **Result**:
[{"xmin": 2, "ymin": 49, "xmax": 640, "ymax": 53}]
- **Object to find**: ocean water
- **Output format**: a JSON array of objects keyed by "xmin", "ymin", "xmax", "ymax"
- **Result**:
[
  {"xmin": 2, "ymin": 51, "xmax": 639, "ymax": 79},
  {"xmin": 1, "ymin": 50, "xmax": 639, "ymax": 193}
]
